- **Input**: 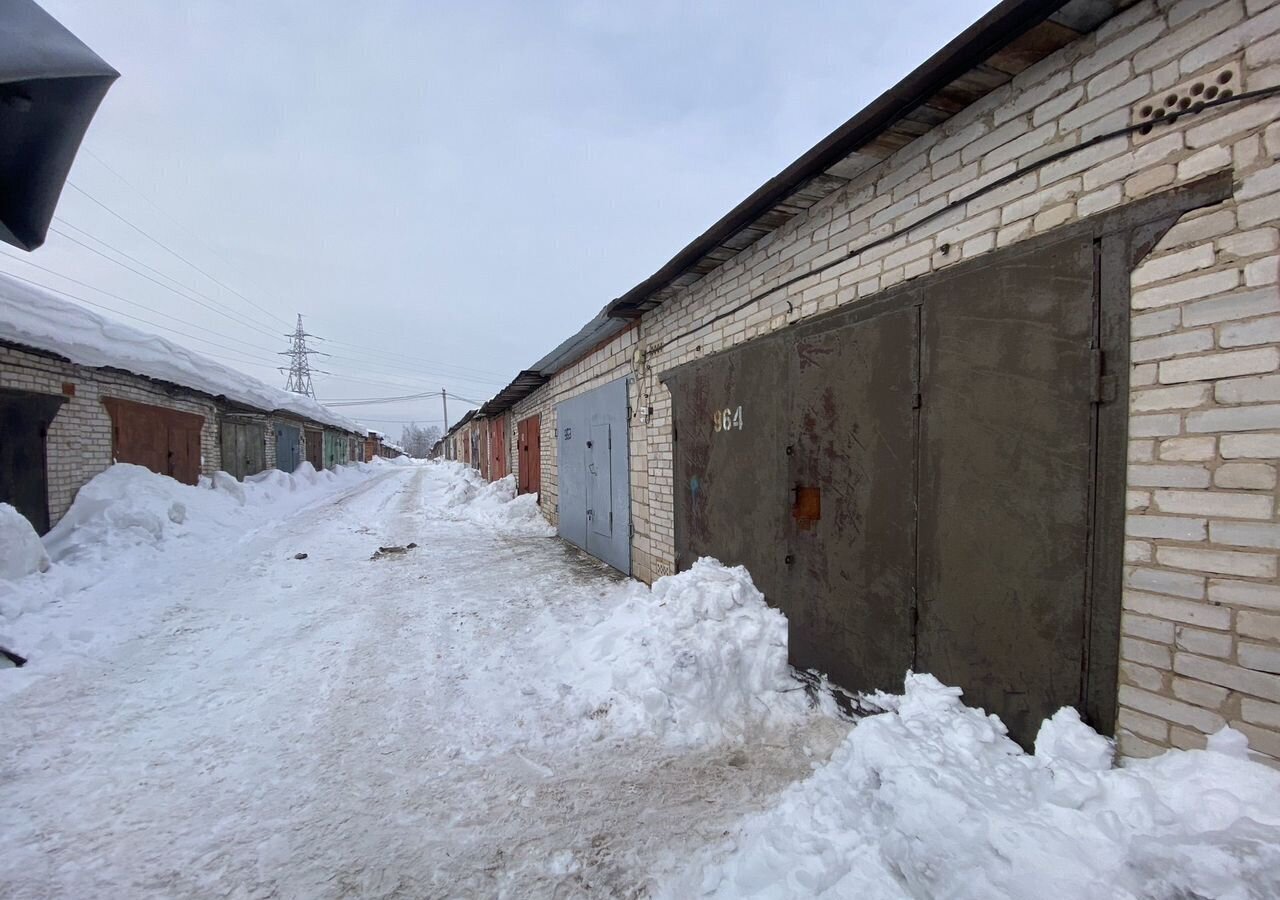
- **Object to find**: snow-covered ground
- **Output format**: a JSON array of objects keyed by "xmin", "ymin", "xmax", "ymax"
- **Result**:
[{"xmin": 3, "ymin": 459, "xmax": 1279, "ymax": 898}]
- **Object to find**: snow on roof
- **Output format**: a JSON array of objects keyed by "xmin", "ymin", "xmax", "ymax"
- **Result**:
[{"xmin": 0, "ymin": 272, "xmax": 361, "ymax": 432}]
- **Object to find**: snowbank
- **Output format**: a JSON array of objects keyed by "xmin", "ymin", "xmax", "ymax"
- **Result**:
[
  {"xmin": 0, "ymin": 461, "xmax": 383, "ymax": 665},
  {"xmin": 667, "ymin": 673, "xmax": 1280, "ymax": 899},
  {"xmin": 546, "ymin": 558, "xmax": 813, "ymax": 745},
  {"xmin": 0, "ymin": 503, "xmax": 49, "ymax": 581},
  {"xmin": 372, "ymin": 454, "xmax": 421, "ymax": 467},
  {"xmin": 0, "ymin": 272, "xmax": 360, "ymax": 432},
  {"xmin": 425, "ymin": 460, "xmax": 553, "ymax": 536}
]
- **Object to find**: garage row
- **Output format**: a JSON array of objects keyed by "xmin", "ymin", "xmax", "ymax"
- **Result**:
[
  {"xmin": 438, "ymin": 163, "xmax": 1241, "ymax": 752},
  {"xmin": 0, "ymin": 273, "xmax": 376, "ymax": 536}
]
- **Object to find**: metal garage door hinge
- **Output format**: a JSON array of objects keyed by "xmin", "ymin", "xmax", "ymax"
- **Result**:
[{"xmin": 1090, "ymin": 349, "xmax": 1117, "ymax": 404}]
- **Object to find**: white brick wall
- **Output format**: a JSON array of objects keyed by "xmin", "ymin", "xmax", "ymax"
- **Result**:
[{"xmin": 515, "ymin": 0, "xmax": 1280, "ymax": 764}]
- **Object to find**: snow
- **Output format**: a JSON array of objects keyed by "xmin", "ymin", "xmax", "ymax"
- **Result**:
[
  {"xmin": 0, "ymin": 460, "xmax": 378, "ymax": 670},
  {"xmin": 0, "ymin": 502, "xmax": 49, "ymax": 582},
  {"xmin": 426, "ymin": 459, "xmax": 554, "ymax": 535},
  {"xmin": 3, "ymin": 462, "xmax": 837, "ymax": 897},
  {"xmin": 543, "ymin": 557, "xmax": 813, "ymax": 745},
  {"xmin": 0, "ymin": 271, "xmax": 361, "ymax": 432},
  {"xmin": 3, "ymin": 460, "xmax": 1279, "ymax": 898},
  {"xmin": 664, "ymin": 673, "xmax": 1280, "ymax": 900}
]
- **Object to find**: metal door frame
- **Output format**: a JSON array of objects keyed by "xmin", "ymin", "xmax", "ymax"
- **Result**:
[{"xmin": 663, "ymin": 172, "xmax": 1232, "ymax": 735}]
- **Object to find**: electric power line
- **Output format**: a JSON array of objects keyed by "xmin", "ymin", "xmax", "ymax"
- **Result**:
[
  {"xmin": 0, "ymin": 259, "xmax": 482, "ymax": 398},
  {"xmin": 64, "ymin": 179, "xmax": 291, "ymax": 332},
  {"xmin": 61, "ymin": 176, "xmax": 511, "ymax": 387},
  {"xmin": 46, "ymin": 221, "xmax": 509, "ymax": 387},
  {"xmin": 0, "ymin": 264, "xmax": 291, "ymax": 367},
  {"xmin": 79, "ymin": 147, "xmax": 286, "ymax": 323},
  {"xmin": 0, "ymin": 261, "xmax": 496, "ymax": 410},
  {"xmin": 47, "ymin": 221, "xmax": 285, "ymax": 341},
  {"xmin": 313, "ymin": 334, "xmax": 510, "ymax": 381}
]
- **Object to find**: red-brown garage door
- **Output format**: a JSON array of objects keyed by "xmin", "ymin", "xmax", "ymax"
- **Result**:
[
  {"xmin": 102, "ymin": 397, "xmax": 203, "ymax": 485},
  {"xmin": 517, "ymin": 414, "xmax": 541, "ymax": 498}
]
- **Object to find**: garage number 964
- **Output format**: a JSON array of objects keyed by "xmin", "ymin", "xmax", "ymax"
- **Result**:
[{"xmin": 712, "ymin": 406, "xmax": 743, "ymax": 433}]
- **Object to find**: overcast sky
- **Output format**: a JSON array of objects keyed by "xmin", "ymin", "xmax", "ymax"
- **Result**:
[{"xmin": 6, "ymin": 0, "xmax": 993, "ymax": 438}]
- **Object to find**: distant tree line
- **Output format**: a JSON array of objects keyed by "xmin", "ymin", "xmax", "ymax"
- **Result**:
[{"xmin": 399, "ymin": 422, "xmax": 442, "ymax": 458}]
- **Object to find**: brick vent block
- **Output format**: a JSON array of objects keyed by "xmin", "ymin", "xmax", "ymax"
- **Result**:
[{"xmin": 1132, "ymin": 61, "xmax": 1241, "ymax": 143}]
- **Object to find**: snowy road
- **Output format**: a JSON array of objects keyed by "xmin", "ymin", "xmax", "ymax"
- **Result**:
[{"xmin": 3, "ymin": 465, "xmax": 845, "ymax": 899}]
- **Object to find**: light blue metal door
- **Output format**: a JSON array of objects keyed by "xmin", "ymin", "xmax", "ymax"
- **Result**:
[
  {"xmin": 557, "ymin": 399, "xmax": 587, "ymax": 552},
  {"xmin": 588, "ymin": 422, "xmax": 612, "ymax": 538},
  {"xmin": 556, "ymin": 378, "xmax": 630, "ymax": 573},
  {"xmin": 274, "ymin": 423, "xmax": 302, "ymax": 473}
]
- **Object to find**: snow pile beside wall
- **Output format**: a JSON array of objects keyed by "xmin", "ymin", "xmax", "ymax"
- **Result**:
[
  {"xmin": 666, "ymin": 674, "xmax": 1280, "ymax": 899},
  {"xmin": 0, "ymin": 503, "xmax": 50, "ymax": 582},
  {"xmin": 548, "ymin": 558, "xmax": 812, "ymax": 745},
  {"xmin": 425, "ymin": 461, "xmax": 553, "ymax": 536},
  {"xmin": 0, "ymin": 461, "xmax": 377, "ymax": 652},
  {"xmin": 43, "ymin": 464, "xmax": 210, "ymax": 565}
]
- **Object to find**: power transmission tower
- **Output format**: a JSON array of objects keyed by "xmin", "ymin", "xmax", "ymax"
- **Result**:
[{"xmin": 280, "ymin": 314, "xmax": 323, "ymax": 397}]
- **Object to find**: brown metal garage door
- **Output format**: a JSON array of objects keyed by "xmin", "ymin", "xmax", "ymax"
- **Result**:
[
  {"xmin": 488, "ymin": 414, "xmax": 508, "ymax": 481},
  {"xmin": 102, "ymin": 396, "xmax": 203, "ymax": 485},
  {"xmin": 666, "ymin": 177, "xmax": 1230, "ymax": 747},
  {"xmin": 914, "ymin": 234, "xmax": 1096, "ymax": 744},
  {"xmin": 669, "ymin": 235, "xmax": 1100, "ymax": 746},
  {"xmin": 517, "ymin": 414, "xmax": 541, "ymax": 497},
  {"xmin": 671, "ymin": 333, "xmax": 789, "ymax": 626},
  {"xmin": 789, "ymin": 302, "xmax": 920, "ymax": 694},
  {"xmin": 305, "ymin": 429, "xmax": 322, "ymax": 470}
]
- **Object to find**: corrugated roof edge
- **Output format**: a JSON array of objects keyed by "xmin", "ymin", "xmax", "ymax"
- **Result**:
[{"xmin": 445, "ymin": 408, "xmax": 478, "ymax": 438}]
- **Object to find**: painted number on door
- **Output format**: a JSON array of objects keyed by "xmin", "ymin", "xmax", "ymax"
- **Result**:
[{"xmin": 712, "ymin": 406, "xmax": 743, "ymax": 433}]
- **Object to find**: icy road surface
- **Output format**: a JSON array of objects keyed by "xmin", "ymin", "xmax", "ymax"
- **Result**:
[{"xmin": 2, "ymin": 464, "xmax": 846, "ymax": 898}]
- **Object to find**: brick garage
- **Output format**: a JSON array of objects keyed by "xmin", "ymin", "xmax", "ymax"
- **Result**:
[
  {"xmin": 1, "ymin": 274, "xmax": 366, "ymax": 531},
  {"xmin": 1, "ymin": 341, "xmax": 221, "ymax": 528},
  {"xmin": 501, "ymin": 0, "xmax": 1280, "ymax": 764}
]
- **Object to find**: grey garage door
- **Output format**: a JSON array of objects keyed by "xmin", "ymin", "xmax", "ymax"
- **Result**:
[
  {"xmin": 274, "ymin": 423, "xmax": 302, "ymax": 473},
  {"xmin": 557, "ymin": 378, "xmax": 630, "ymax": 574},
  {"xmin": 220, "ymin": 419, "xmax": 267, "ymax": 481}
]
